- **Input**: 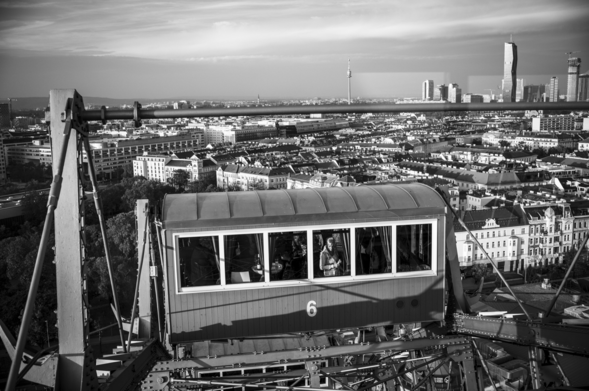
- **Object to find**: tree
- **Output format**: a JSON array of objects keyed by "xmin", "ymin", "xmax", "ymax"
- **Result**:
[
  {"xmin": 499, "ymin": 140, "xmax": 511, "ymax": 148},
  {"xmin": 121, "ymin": 177, "xmax": 176, "ymax": 210},
  {"xmin": 0, "ymin": 230, "xmax": 57, "ymax": 348},
  {"xmin": 168, "ymin": 170, "xmax": 190, "ymax": 190}
]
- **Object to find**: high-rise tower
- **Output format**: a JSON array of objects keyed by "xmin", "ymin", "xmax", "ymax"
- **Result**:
[
  {"xmin": 347, "ymin": 59, "xmax": 352, "ymax": 105},
  {"xmin": 567, "ymin": 56, "xmax": 581, "ymax": 102},
  {"xmin": 502, "ymin": 38, "xmax": 518, "ymax": 102},
  {"xmin": 549, "ymin": 77, "xmax": 559, "ymax": 102},
  {"xmin": 422, "ymin": 80, "xmax": 434, "ymax": 101},
  {"xmin": 579, "ymin": 72, "xmax": 589, "ymax": 101}
]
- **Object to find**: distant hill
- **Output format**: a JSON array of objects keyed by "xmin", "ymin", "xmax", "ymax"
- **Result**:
[{"xmin": 10, "ymin": 97, "xmax": 185, "ymax": 111}]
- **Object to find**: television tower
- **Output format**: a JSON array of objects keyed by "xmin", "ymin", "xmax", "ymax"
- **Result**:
[{"xmin": 347, "ymin": 59, "xmax": 352, "ymax": 105}]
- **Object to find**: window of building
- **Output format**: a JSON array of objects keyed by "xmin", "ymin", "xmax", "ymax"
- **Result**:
[
  {"xmin": 492, "ymin": 231, "xmax": 495, "ymax": 238},
  {"xmin": 511, "ymin": 229, "xmax": 515, "ymax": 235},
  {"xmin": 396, "ymin": 223, "xmax": 432, "ymax": 272}
]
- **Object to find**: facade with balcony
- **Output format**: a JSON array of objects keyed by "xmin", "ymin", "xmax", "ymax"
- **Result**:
[
  {"xmin": 455, "ymin": 206, "xmax": 529, "ymax": 273},
  {"xmin": 523, "ymin": 204, "xmax": 574, "ymax": 266},
  {"xmin": 217, "ymin": 164, "xmax": 294, "ymax": 190}
]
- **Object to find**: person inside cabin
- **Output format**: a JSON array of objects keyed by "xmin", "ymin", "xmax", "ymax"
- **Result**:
[
  {"xmin": 226, "ymin": 234, "xmax": 258, "ymax": 283},
  {"xmin": 320, "ymin": 237, "xmax": 343, "ymax": 277},
  {"xmin": 290, "ymin": 234, "xmax": 307, "ymax": 278}
]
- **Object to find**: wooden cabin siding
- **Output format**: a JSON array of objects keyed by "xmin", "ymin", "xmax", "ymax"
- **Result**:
[{"xmin": 167, "ymin": 277, "xmax": 443, "ymax": 343}]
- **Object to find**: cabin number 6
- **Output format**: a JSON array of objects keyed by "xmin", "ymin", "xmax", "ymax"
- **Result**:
[{"xmin": 307, "ymin": 300, "xmax": 317, "ymax": 317}]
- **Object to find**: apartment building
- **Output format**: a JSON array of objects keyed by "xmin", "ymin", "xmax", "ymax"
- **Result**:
[
  {"xmin": 515, "ymin": 134, "xmax": 577, "ymax": 151},
  {"xmin": 531, "ymin": 116, "xmax": 576, "ymax": 132},
  {"xmin": 217, "ymin": 164, "xmax": 294, "ymax": 190},
  {"xmin": 133, "ymin": 153, "xmax": 217, "ymax": 183},
  {"xmin": 86, "ymin": 133, "xmax": 203, "ymax": 178},
  {"xmin": 455, "ymin": 206, "xmax": 529, "ymax": 272},
  {"xmin": 523, "ymin": 204, "xmax": 574, "ymax": 266}
]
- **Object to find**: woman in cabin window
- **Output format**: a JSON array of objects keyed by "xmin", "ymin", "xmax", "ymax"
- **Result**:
[{"xmin": 320, "ymin": 237, "xmax": 342, "ymax": 276}]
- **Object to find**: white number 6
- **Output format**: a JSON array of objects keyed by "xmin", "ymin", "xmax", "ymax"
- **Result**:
[{"xmin": 307, "ymin": 300, "xmax": 317, "ymax": 317}]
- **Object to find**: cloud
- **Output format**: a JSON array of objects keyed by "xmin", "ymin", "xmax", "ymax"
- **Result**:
[{"xmin": 0, "ymin": 0, "xmax": 588, "ymax": 63}]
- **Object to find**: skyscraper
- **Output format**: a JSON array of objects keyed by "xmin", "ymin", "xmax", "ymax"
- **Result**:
[
  {"xmin": 515, "ymin": 79, "xmax": 524, "ymax": 102},
  {"xmin": 347, "ymin": 59, "xmax": 352, "ymax": 105},
  {"xmin": 422, "ymin": 80, "xmax": 434, "ymax": 101},
  {"xmin": 502, "ymin": 40, "xmax": 518, "ymax": 102},
  {"xmin": 448, "ymin": 83, "xmax": 462, "ymax": 103},
  {"xmin": 579, "ymin": 72, "xmax": 589, "ymax": 101},
  {"xmin": 0, "ymin": 103, "xmax": 10, "ymax": 129},
  {"xmin": 567, "ymin": 57, "xmax": 582, "ymax": 102},
  {"xmin": 549, "ymin": 77, "xmax": 559, "ymax": 102},
  {"xmin": 435, "ymin": 84, "xmax": 448, "ymax": 101}
]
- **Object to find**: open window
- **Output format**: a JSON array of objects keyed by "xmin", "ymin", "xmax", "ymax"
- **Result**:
[
  {"xmin": 178, "ymin": 236, "xmax": 220, "ymax": 287},
  {"xmin": 268, "ymin": 230, "xmax": 308, "ymax": 281},
  {"xmin": 396, "ymin": 223, "xmax": 433, "ymax": 272},
  {"xmin": 224, "ymin": 233, "xmax": 264, "ymax": 284},
  {"xmin": 313, "ymin": 228, "xmax": 351, "ymax": 278},
  {"xmin": 355, "ymin": 226, "xmax": 392, "ymax": 275}
]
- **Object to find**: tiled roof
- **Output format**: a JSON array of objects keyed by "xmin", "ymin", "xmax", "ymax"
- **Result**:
[
  {"xmin": 166, "ymin": 160, "xmax": 192, "ymax": 168},
  {"xmin": 454, "ymin": 206, "xmax": 527, "ymax": 232}
]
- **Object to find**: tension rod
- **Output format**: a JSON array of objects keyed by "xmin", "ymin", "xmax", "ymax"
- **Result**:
[
  {"xmin": 5, "ymin": 116, "xmax": 74, "ymax": 391},
  {"xmin": 83, "ymin": 137, "xmax": 127, "ymax": 353},
  {"xmin": 436, "ymin": 188, "xmax": 533, "ymax": 321}
]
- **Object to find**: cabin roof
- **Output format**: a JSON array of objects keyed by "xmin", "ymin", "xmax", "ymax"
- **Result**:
[{"xmin": 162, "ymin": 183, "xmax": 446, "ymax": 229}]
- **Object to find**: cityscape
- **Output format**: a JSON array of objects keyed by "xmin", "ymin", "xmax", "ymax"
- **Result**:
[{"xmin": 1, "ymin": 0, "xmax": 589, "ymax": 390}]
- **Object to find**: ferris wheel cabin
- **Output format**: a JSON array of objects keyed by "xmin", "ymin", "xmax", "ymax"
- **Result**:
[{"xmin": 159, "ymin": 183, "xmax": 447, "ymax": 344}]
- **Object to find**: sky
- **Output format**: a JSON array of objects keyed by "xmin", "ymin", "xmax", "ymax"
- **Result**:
[{"xmin": 1, "ymin": 0, "xmax": 589, "ymax": 100}]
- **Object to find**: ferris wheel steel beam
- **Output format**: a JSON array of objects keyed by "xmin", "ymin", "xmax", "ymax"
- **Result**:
[
  {"xmin": 80, "ymin": 102, "xmax": 589, "ymax": 122},
  {"xmin": 49, "ymin": 90, "xmax": 98, "ymax": 390},
  {"xmin": 545, "ymin": 234, "xmax": 589, "ymax": 317},
  {"xmin": 454, "ymin": 314, "xmax": 589, "ymax": 355}
]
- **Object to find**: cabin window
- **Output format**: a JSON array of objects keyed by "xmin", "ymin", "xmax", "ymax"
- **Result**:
[
  {"xmin": 178, "ymin": 236, "xmax": 220, "ymax": 288},
  {"xmin": 313, "ymin": 228, "xmax": 351, "ymax": 278},
  {"xmin": 224, "ymin": 233, "xmax": 264, "ymax": 284},
  {"xmin": 396, "ymin": 223, "xmax": 432, "ymax": 272},
  {"xmin": 268, "ymin": 231, "xmax": 308, "ymax": 281},
  {"xmin": 356, "ymin": 226, "xmax": 392, "ymax": 275}
]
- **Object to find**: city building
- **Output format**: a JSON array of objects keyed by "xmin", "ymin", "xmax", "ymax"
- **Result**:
[
  {"xmin": 502, "ymin": 40, "xmax": 518, "ymax": 102},
  {"xmin": 0, "ymin": 103, "xmax": 10, "ymax": 129},
  {"xmin": 422, "ymin": 80, "xmax": 434, "ymax": 101},
  {"xmin": 462, "ymin": 94, "xmax": 483, "ymax": 103},
  {"xmin": 515, "ymin": 133, "xmax": 577, "ymax": 151},
  {"xmin": 448, "ymin": 83, "xmax": 462, "ymax": 103},
  {"xmin": 455, "ymin": 206, "xmax": 529, "ymax": 272},
  {"xmin": 132, "ymin": 153, "xmax": 217, "ymax": 183},
  {"xmin": 531, "ymin": 116, "xmax": 576, "ymax": 132},
  {"xmin": 6, "ymin": 142, "xmax": 53, "ymax": 166},
  {"xmin": 549, "ymin": 77, "xmax": 559, "ymax": 102},
  {"xmin": 217, "ymin": 164, "xmax": 294, "ymax": 190},
  {"xmin": 434, "ymin": 84, "xmax": 448, "ymax": 101},
  {"xmin": 567, "ymin": 57, "xmax": 581, "ymax": 102},
  {"xmin": 523, "ymin": 204, "xmax": 574, "ymax": 265},
  {"xmin": 85, "ymin": 133, "xmax": 203, "ymax": 178},
  {"xmin": 0, "ymin": 134, "xmax": 6, "ymax": 183},
  {"xmin": 578, "ymin": 72, "xmax": 589, "ymax": 101},
  {"xmin": 523, "ymin": 85, "xmax": 546, "ymax": 102},
  {"xmin": 515, "ymin": 78, "xmax": 524, "ymax": 102}
]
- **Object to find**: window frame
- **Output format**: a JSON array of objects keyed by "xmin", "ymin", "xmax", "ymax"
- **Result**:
[{"xmin": 171, "ymin": 217, "xmax": 440, "ymax": 294}]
